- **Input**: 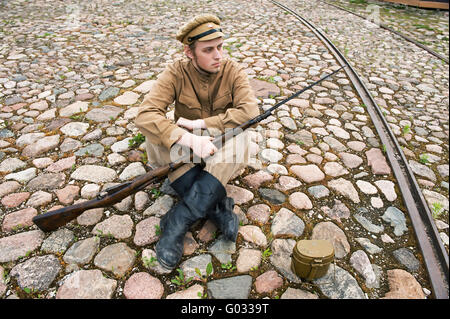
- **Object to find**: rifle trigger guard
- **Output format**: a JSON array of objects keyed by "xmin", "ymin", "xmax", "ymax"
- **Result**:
[
  {"xmin": 96, "ymin": 192, "xmax": 107, "ymax": 200},
  {"xmin": 98, "ymin": 181, "xmax": 132, "ymax": 199}
]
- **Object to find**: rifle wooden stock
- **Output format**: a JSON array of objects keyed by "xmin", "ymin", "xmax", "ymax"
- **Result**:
[
  {"xmin": 32, "ymin": 66, "xmax": 344, "ymax": 232},
  {"xmin": 32, "ymin": 164, "xmax": 179, "ymax": 232}
]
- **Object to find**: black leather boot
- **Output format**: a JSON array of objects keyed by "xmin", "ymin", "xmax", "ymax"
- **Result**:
[
  {"xmin": 159, "ymin": 165, "xmax": 203, "ymax": 233},
  {"xmin": 155, "ymin": 202, "xmax": 194, "ymax": 270},
  {"xmin": 170, "ymin": 165, "xmax": 203, "ymax": 198},
  {"xmin": 207, "ymin": 196, "xmax": 239, "ymax": 242},
  {"xmin": 163, "ymin": 165, "xmax": 239, "ymax": 242},
  {"xmin": 156, "ymin": 170, "xmax": 226, "ymax": 270}
]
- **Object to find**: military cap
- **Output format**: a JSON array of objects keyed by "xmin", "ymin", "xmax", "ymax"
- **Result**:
[{"xmin": 176, "ymin": 14, "xmax": 224, "ymax": 45}]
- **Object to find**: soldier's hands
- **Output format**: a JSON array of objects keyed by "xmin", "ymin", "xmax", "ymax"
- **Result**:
[
  {"xmin": 177, "ymin": 132, "xmax": 217, "ymax": 159},
  {"xmin": 176, "ymin": 117, "xmax": 206, "ymax": 131}
]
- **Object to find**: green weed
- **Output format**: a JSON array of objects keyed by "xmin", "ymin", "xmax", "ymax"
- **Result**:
[
  {"xmin": 402, "ymin": 125, "xmax": 410, "ymax": 135},
  {"xmin": 419, "ymin": 154, "xmax": 429, "ymax": 164},
  {"xmin": 431, "ymin": 202, "xmax": 443, "ymax": 218},
  {"xmin": 221, "ymin": 261, "xmax": 236, "ymax": 272},
  {"xmin": 171, "ymin": 268, "xmax": 193, "ymax": 289},
  {"xmin": 195, "ymin": 262, "xmax": 213, "ymax": 282},
  {"xmin": 143, "ymin": 255, "xmax": 157, "ymax": 268},
  {"xmin": 129, "ymin": 132, "xmax": 145, "ymax": 148},
  {"xmin": 262, "ymin": 247, "xmax": 272, "ymax": 261}
]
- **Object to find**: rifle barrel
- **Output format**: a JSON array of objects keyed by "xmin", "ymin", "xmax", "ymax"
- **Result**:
[{"xmin": 212, "ymin": 65, "xmax": 345, "ymax": 147}]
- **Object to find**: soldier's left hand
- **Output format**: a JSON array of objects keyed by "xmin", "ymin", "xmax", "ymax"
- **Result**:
[{"xmin": 176, "ymin": 117, "xmax": 206, "ymax": 131}]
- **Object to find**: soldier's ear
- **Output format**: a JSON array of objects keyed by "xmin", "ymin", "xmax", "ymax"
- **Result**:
[{"xmin": 184, "ymin": 45, "xmax": 194, "ymax": 60}]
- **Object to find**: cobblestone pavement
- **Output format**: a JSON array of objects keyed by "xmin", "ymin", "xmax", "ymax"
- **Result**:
[
  {"xmin": 0, "ymin": 0, "xmax": 448, "ymax": 299},
  {"xmin": 325, "ymin": 0, "xmax": 449, "ymax": 58}
]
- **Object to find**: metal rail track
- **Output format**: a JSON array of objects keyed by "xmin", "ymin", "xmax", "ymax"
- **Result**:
[
  {"xmin": 320, "ymin": 0, "xmax": 449, "ymax": 64},
  {"xmin": 269, "ymin": 0, "xmax": 449, "ymax": 299}
]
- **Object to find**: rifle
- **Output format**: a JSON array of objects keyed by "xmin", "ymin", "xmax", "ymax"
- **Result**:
[{"xmin": 32, "ymin": 65, "xmax": 345, "ymax": 232}]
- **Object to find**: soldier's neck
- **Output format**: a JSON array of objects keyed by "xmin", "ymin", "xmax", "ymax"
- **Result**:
[{"xmin": 191, "ymin": 61, "xmax": 213, "ymax": 76}]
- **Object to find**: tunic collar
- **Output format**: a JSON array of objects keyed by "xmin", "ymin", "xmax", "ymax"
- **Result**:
[{"xmin": 187, "ymin": 59, "xmax": 220, "ymax": 82}]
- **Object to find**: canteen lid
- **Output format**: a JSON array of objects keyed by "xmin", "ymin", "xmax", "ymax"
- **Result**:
[{"xmin": 295, "ymin": 240, "xmax": 334, "ymax": 259}]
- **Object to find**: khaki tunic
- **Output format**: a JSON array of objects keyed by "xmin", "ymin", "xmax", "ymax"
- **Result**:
[{"xmin": 135, "ymin": 58, "xmax": 260, "ymax": 185}]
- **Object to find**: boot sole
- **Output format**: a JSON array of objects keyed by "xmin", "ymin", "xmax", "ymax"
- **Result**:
[{"xmin": 158, "ymin": 257, "xmax": 176, "ymax": 271}]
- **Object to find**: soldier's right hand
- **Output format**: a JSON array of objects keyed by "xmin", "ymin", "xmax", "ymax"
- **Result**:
[{"xmin": 177, "ymin": 132, "xmax": 218, "ymax": 159}]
